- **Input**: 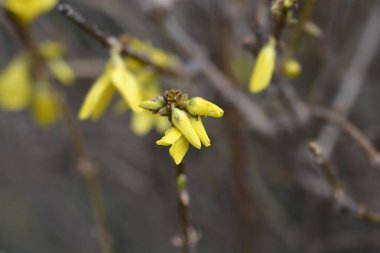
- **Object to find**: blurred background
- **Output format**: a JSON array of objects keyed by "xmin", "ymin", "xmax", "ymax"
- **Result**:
[{"xmin": 1, "ymin": 0, "xmax": 380, "ymax": 252}]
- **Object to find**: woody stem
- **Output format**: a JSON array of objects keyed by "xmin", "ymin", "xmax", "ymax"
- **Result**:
[
  {"xmin": 6, "ymin": 11, "xmax": 115, "ymax": 253},
  {"xmin": 175, "ymin": 163, "xmax": 191, "ymax": 253}
]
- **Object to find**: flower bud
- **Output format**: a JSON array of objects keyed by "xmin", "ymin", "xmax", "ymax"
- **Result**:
[
  {"xmin": 171, "ymin": 108, "xmax": 201, "ymax": 149},
  {"xmin": 190, "ymin": 116, "xmax": 211, "ymax": 147},
  {"xmin": 249, "ymin": 37, "xmax": 276, "ymax": 93},
  {"xmin": 185, "ymin": 97, "xmax": 224, "ymax": 118},
  {"xmin": 139, "ymin": 99, "xmax": 164, "ymax": 111},
  {"xmin": 282, "ymin": 58, "xmax": 301, "ymax": 79}
]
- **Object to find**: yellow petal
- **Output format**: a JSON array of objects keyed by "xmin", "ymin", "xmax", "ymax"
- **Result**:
[
  {"xmin": 39, "ymin": 41, "xmax": 64, "ymax": 59},
  {"xmin": 110, "ymin": 54, "xmax": 141, "ymax": 112},
  {"xmin": 131, "ymin": 111, "xmax": 154, "ymax": 136},
  {"xmin": 190, "ymin": 116, "xmax": 211, "ymax": 147},
  {"xmin": 48, "ymin": 59, "xmax": 75, "ymax": 85},
  {"xmin": 169, "ymin": 136, "xmax": 189, "ymax": 165},
  {"xmin": 2, "ymin": 0, "xmax": 57, "ymax": 24},
  {"xmin": 78, "ymin": 69, "xmax": 111, "ymax": 120},
  {"xmin": 249, "ymin": 38, "xmax": 276, "ymax": 93},
  {"xmin": 156, "ymin": 127, "xmax": 182, "ymax": 146},
  {"xmin": 91, "ymin": 84, "xmax": 115, "ymax": 121},
  {"xmin": 171, "ymin": 108, "xmax": 201, "ymax": 149},
  {"xmin": 186, "ymin": 97, "xmax": 224, "ymax": 118},
  {"xmin": 32, "ymin": 82, "xmax": 60, "ymax": 128},
  {"xmin": 0, "ymin": 55, "xmax": 32, "ymax": 111}
]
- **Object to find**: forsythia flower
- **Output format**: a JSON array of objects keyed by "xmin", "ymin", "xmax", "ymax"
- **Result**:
[
  {"xmin": 113, "ymin": 50, "xmax": 171, "ymax": 136},
  {"xmin": 2, "ymin": 0, "xmax": 57, "ymax": 25},
  {"xmin": 0, "ymin": 41, "xmax": 74, "ymax": 127},
  {"xmin": 79, "ymin": 50, "xmax": 141, "ymax": 120},
  {"xmin": 140, "ymin": 89, "xmax": 224, "ymax": 165},
  {"xmin": 249, "ymin": 37, "xmax": 276, "ymax": 93}
]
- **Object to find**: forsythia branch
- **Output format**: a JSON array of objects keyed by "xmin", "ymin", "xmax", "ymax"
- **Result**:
[{"xmin": 308, "ymin": 142, "xmax": 380, "ymax": 225}]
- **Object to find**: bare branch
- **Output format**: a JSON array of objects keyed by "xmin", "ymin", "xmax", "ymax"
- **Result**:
[{"xmin": 308, "ymin": 142, "xmax": 380, "ymax": 225}]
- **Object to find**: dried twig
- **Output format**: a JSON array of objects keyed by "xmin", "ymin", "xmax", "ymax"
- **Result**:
[
  {"xmin": 57, "ymin": 3, "xmax": 274, "ymax": 137},
  {"xmin": 6, "ymin": 11, "xmax": 115, "ymax": 253},
  {"xmin": 313, "ymin": 106, "xmax": 380, "ymax": 169},
  {"xmin": 317, "ymin": 7, "xmax": 380, "ymax": 157},
  {"xmin": 308, "ymin": 142, "xmax": 380, "ymax": 224},
  {"xmin": 162, "ymin": 14, "xmax": 275, "ymax": 137},
  {"xmin": 57, "ymin": 3, "xmax": 186, "ymax": 77}
]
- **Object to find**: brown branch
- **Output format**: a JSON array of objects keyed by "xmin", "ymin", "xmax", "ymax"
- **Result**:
[
  {"xmin": 6, "ymin": 11, "xmax": 115, "ymax": 253},
  {"xmin": 57, "ymin": 3, "xmax": 186, "ymax": 77},
  {"xmin": 308, "ymin": 142, "xmax": 380, "ymax": 225},
  {"xmin": 317, "ymin": 7, "xmax": 380, "ymax": 157},
  {"xmin": 162, "ymin": 14, "xmax": 275, "ymax": 137},
  {"xmin": 312, "ymin": 106, "xmax": 380, "ymax": 169}
]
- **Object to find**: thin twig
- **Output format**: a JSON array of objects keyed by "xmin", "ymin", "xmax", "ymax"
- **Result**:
[
  {"xmin": 162, "ymin": 14, "xmax": 274, "ymax": 137},
  {"xmin": 57, "ymin": 3, "xmax": 274, "ymax": 137},
  {"xmin": 317, "ymin": 7, "xmax": 380, "ymax": 157},
  {"xmin": 6, "ymin": 11, "xmax": 115, "ymax": 253},
  {"xmin": 308, "ymin": 142, "xmax": 380, "ymax": 224},
  {"xmin": 57, "ymin": 3, "xmax": 185, "ymax": 77},
  {"xmin": 312, "ymin": 106, "xmax": 380, "ymax": 169}
]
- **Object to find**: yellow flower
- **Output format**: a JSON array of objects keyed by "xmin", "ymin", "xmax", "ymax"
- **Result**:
[
  {"xmin": 31, "ymin": 81, "xmax": 60, "ymax": 127},
  {"xmin": 186, "ymin": 97, "xmax": 224, "ymax": 118},
  {"xmin": 0, "ymin": 54, "xmax": 32, "ymax": 111},
  {"xmin": 169, "ymin": 136, "xmax": 189, "ymax": 165},
  {"xmin": 156, "ymin": 127, "xmax": 182, "ymax": 146},
  {"xmin": 156, "ymin": 127, "xmax": 189, "ymax": 165},
  {"xmin": 249, "ymin": 37, "xmax": 276, "ymax": 93},
  {"xmin": 171, "ymin": 108, "xmax": 201, "ymax": 149},
  {"xmin": 79, "ymin": 51, "xmax": 141, "ymax": 120},
  {"xmin": 40, "ymin": 41, "xmax": 75, "ymax": 85},
  {"xmin": 126, "ymin": 38, "xmax": 179, "ymax": 70},
  {"xmin": 2, "ymin": 0, "xmax": 57, "ymax": 25},
  {"xmin": 190, "ymin": 116, "xmax": 211, "ymax": 147},
  {"xmin": 282, "ymin": 58, "xmax": 301, "ymax": 79}
]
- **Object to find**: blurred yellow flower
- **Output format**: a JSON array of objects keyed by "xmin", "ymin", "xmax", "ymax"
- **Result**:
[
  {"xmin": 79, "ymin": 50, "xmax": 141, "ymax": 120},
  {"xmin": 249, "ymin": 37, "xmax": 276, "ymax": 93},
  {"xmin": 40, "ymin": 41, "xmax": 75, "ymax": 85},
  {"xmin": 126, "ymin": 38, "xmax": 179, "ymax": 70},
  {"xmin": 0, "ymin": 41, "xmax": 74, "ymax": 127},
  {"xmin": 0, "ymin": 54, "xmax": 32, "ymax": 111},
  {"xmin": 2, "ymin": 0, "xmax": 57, "ymax": 25},
  {"xmin": 31, "ymin": 81, "xmax": 60, "ymax": 128}
]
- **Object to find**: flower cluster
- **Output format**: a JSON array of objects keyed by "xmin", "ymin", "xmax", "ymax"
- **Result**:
[
  {"xmin": 0, "ymin": 41, "xmax": 75, "ymax": 127},
  {"xmin": 79, "ymin": 38, "xmax": 177, "ymax": 136},
  {"xmin": 140, "ymin": 89, "xmax": 224, "ymax": 165}
]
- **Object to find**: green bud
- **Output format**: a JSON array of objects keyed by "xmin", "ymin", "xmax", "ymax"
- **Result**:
[{"xmin": 139, "ymin": 98, "xmax": 164, "ymax": 111}]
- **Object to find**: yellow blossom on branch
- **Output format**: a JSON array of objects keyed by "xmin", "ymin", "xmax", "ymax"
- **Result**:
[
  {"xmin": 140, "ymin": 89, "xmax": 223, "ymax": 165},
  {"xmin": 79, "ymin": 50, "xmax": 141, "ymax": 120},
  {"xmin": 2, "ymin": 0, "xmax": 57, "ymax": 25},
  {"xmin": 0, "ymin": 41, "xmax": 74, "ymax": 127},
  {"xmin": 249, "ymin": 37, "xmax": 276, "ymax": 93}
]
